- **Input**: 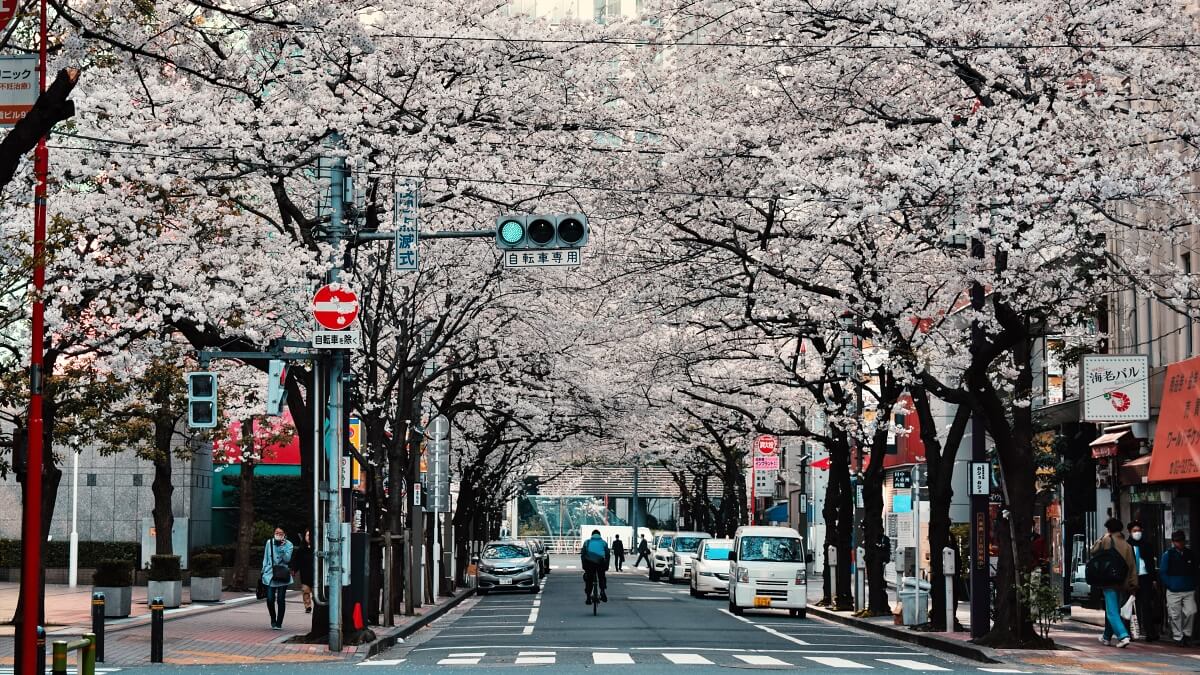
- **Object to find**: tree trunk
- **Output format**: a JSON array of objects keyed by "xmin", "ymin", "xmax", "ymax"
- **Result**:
[
  {"xmin": 10, "ymin": 449, "xmax": 63, "ymax": 625},
  {"xmin": 861, "ymin": 461, "xmax": 890, "ymax": 615},
  {"xmin": 230, "ymin": 450, "xmax": 257, "ymax": 590},
  {"xmin": 151, "ymin": 453, "xmax": 174, "ymax": 556},
  {"xmin": 828, "ymin": 440, "xmax": 854, "ymax": 609}
]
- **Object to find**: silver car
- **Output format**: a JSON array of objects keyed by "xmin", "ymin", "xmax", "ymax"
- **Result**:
[{"xmin": 476, "ymin": 540, "xmax": 540, "ymax": 594}]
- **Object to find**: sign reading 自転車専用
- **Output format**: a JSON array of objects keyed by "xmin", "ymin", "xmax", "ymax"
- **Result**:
[
  {"xmin": 1149, "ymin": 355, "xmax": 1200, "ymax": 483},
  {"xmin": 1081, "ymin": 354, "xmax": 1150, "ymax": 422}
]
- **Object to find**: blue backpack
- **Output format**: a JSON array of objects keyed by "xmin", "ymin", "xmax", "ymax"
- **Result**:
[{"xmin": 583, "ymin": 537, "xmax": 607, "ymax": 564}]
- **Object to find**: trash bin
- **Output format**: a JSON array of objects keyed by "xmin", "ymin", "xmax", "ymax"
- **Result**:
[{"xmin": 899, "ymin": 590, "xmax": 928, "ymax": 625}]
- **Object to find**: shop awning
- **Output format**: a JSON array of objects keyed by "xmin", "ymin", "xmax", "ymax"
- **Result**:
[
  {"xmin": 764, "ymin": 503, "xmax": 788, "ymax": 523},
  {"xmin": 1149, "ymin": 356, "xmax": 1200, "ymax": 483},
  {"xmin": 1120, "ymin": 454, "xmax": 1152, "ymax": 486},
  {"xmin": 1090, "ymin": 426, "xmax": 1135, "ymax": 459}
]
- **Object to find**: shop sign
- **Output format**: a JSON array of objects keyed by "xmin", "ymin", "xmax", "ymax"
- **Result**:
[
  {"xmin": 1128, "ymin": 486, "xmax": 1172, "ymax": 504},
  {"xmin": 1149, "ymin": 355, "xmax": 1200, "ymax": 482},
  {"xmin": 1091, "ymin": 443, "xmax": 1120, "ymax": 459},
  {"xmin": 1081, "ymin": 354, "xmax": 1150, "ymax": 422}
]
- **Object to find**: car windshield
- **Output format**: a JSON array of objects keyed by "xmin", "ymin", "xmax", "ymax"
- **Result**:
[
  {"xmin": 483, "ymin": 544, "xmax": 530, "ymax": 559},
  {"xmin": 658, "ymin": 536, "xmax": 673, "ymax": 549},
  {"xmin": 739, "ymin": 536, "xmax": 803, "ymax": 562},
  {"xmin": 704, "ymin": 546, "xmax": 732, "ymax": 561},
  {"xmin": 674, "ymin": 537, "xmax": 706, "ymax": 553}
]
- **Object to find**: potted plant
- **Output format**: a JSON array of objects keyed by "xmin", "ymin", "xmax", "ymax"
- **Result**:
[
  {"xmin": 147, "ymin": 554, "xmax": 183, "ymax": 608},
  {"xmin": 92, "ymin": 559, "xmax": 134, "ymax": 618},
  {"xmin": 189, "ymin": 553, "xmax": 223, "ymax": 603}
]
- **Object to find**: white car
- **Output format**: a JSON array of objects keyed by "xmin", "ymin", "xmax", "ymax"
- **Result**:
[
  {"xmin": 727, "ymin": 525, "xmax": 807, "ymax": 618},
  {"xmin": 667, "ymin": 532, "xmax": 712, "ymax": 583},
  {"xmin": 649, "ymin": 533, "xmax": 674, "ymax": 581},
  {"xmin": 690, "ymin": 538, "xmax": 733, "ymax": 596}
]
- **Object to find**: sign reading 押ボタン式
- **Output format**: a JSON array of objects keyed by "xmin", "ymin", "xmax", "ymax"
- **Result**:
[
  {"xmin": 1149, "ymin": 355, "xmax": 1200, "ymax": 482},
  {"xmin": 1080, "ymin": 354, "xmax": 1150, "ymax": 422},
  {"xmin": 0, "ymin": 56, "xmax": 37, "ymax": 127}
]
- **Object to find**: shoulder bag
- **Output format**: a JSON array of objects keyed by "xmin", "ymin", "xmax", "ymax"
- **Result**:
[{"xmin": 270, "ymin": 540, "xmax": 291, "ymax": 584}]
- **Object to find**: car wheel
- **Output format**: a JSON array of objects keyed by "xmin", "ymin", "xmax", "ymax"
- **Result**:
[
  {"xmin": 649, "ymin": 569, "xmax": 658, "ymax": 581},
  {"xmin": 690, "ymin": 584, "xmax": 700, "ymax": 598},
  {"xmin": 479, "ymin": 589, "xmax": 490, "ymax": 595},
  {"xmin": 668, "ymin": 567, "xmax": 676, "ymax": 584},
  {"xmin": 790, "ymin": 608, "xmax": 806, "ymax": 619},
  {"xmin": 728, "ymin": 599, "xmax": 743, "ymax": 616}
]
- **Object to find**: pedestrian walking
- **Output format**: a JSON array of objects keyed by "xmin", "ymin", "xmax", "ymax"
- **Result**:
[
  {"xmin": 1127, "ymin": 520, "xmax": 1160, "ymax": 641},
  {"xmin": 612, "ymin": 535, "xmax": 626, "ymax": 571},
  {"xmin": 261, "ymin": 526, "xmax": 294, "ymax": 630},
  {"xmin": 634, "ymin": 534, "xmax": 652, "ymax": 569},
  {"xmin": 1159, "ymin": 529, "xmax": 1197, "ymax": 646},
  {"xmin": 290, "ymin": 528, "xmax": 315, "ymax": 614},
  {"xmin": 1089, "ymin": 517, "xmax": 1137, "ymax": 648}
]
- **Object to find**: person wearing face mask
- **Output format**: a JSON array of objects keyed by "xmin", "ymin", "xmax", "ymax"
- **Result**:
[
  {"xmin": 1127, "ymin": 521, "xmax": 1160, "ymax": 641},
  {"xmin": 261, "ymin": 526, "xmax": 294, "ymax": 630}
]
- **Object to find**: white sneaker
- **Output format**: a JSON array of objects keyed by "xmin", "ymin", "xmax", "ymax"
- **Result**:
[
  {"xmin": 1099, "ymin": 636, "xmax": 1111, "ymax": 646},
  {"xmin": 1117, "ymin": 637, "xmax": 1131, "ymax": 648}
]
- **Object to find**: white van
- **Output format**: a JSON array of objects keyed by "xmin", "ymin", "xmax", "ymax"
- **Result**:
[{"xmin": 727, "ymin": 525, "xmax": 807, "ymax": 618}]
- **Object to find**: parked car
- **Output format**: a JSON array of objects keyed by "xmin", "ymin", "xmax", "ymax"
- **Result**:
[
  {"xmin": 649, "ymin": 533, "xmax": 675, "ymax": 581},
  {"xmin": 727, "ymin": 525, "xmax": 807, "ymax": 618},
  {"xmin": 475, "ymin": 540, "xmax": 540, "ymax": 594},
  {"xmin": 667, "ymin": 532, "xmax": 713, "ymax": 583},
  {"xmin": 523, "ymin": 539, "xmax": 550, "ymax": 576},
  {"xmin": 690, "ymin": 538, "xmax": 733, "ymax": 597}
]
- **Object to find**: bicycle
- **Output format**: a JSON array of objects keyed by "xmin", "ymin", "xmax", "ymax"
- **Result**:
[{"xmin": 584, "ymin": 569, "xmax": 600, "ymax": 615}]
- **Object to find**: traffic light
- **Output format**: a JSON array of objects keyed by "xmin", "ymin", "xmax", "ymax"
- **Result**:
[
  {"xmin": 187, "ymin": 372, "xmax": 218, "ymax": 428},
  {"xmin": 495, "ymin": 213, "xmax": 589, "ymax": 250},
  {"xmin": 265, "ymin": 360, "xmax": 288, "ymax": 416}
]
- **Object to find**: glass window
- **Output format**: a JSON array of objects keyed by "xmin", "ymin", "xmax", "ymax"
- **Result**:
[
  {"xmin": 657, "ymin": 535, "xmax": 673, "ymax": 549},
  {"xmin": 482, "ymin": 544, "xmax": 530, "ymax": 559},
  {"xmin": 738, "ymin": 536, "xmax": 803, "ymax": 562},
  {"xmin": 674, "ymin": 537, "xmax": 706, "ymax": 553},
  {"xmin": 704, "ymin": 545, "xmax": 732, "ymax": 561}
]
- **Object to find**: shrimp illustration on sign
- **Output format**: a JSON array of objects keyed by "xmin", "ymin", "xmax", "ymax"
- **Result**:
[{"xmin": 1104, "ymin": 390, "xmax": 1132, "ymax": 413}]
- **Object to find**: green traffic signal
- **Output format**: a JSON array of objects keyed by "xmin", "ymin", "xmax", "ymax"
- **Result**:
[{"xmin": 499, "ymin": 218, "xmax": 525, "ymax": 246}]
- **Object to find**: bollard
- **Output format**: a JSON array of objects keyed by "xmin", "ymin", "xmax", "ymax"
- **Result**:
[
  {"xmin": 855, "ymin": 546, "xmax": 866, "ymax": 612},
  {"xmin": 35, "ymin": 625, "xmax": 46, "ymax": 675},
  {"xmin": 942, "ymin": 547, "xmax": 956, "ymax": 631},
  {"xmin": 827, "ymin": 545, "xmax": 838, "ymax": 607},
  {"xmin": 51, "ymin": 639, "xmax": 68, "ymax": 675},
  {"xmin": 150, "ymin": 596, "xmax": 165, "ymax": 663},
  {"xmin": 83, "ymin": 632, "xmax": 96, "ymax": 675},
  {"xmin": 92, "ymin": 591, "xmax": 106, "ymax": 662}
]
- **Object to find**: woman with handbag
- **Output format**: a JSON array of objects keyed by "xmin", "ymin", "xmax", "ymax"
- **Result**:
[
  {"xmin": 261, "ymin": 526, "xmax": 294, "ymax": 630},
  {"xmin": 1090, "ymin": 517, "xmax": 1138, "ymax": 648}
]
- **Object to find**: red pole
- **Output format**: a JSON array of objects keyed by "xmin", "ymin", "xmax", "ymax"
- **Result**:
[{"xmin": 20, "ymin": 1, "xmax": 49, "ymax": 672}]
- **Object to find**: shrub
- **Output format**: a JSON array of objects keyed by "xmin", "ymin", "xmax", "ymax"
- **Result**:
[
  {"xmin": 0, "ymin": 540, "xmax": 140, "ymax": 568},
  {"xmin": 222, "ymin": 474, "xmax": 309, "ymax": 539},
  {"xmin": 92, "ymin": 560, "xmax": 133, "ymax": 587},
  {"xmin": 190, "ymin": 553, "xmax": 222, "ymax": 578},
  {"xmin": 148, "ymin": 554, "xmax": 182, "ymax": 582},
  {"xmin": 253, "ymin": 520, "xmax": 275, "ymax": 544}
]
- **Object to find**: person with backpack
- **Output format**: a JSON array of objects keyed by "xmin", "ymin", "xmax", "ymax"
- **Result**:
[
  {"xmin": 634, "ymin": 534, "xmax": 652, "ymax": 569},
  {"xmin": 580, "ymin": 529, "xmax": 611, "ymax": 604},
  {"xmin": 1127, "ymin": 521, "xmax": 1160, "ymax": 641},
  {"xmin": 612, "ymin": 534, "xmax": 626, "ymax": 571},
  {"xmin": 1089, "ymin": 517, "xmax": 1137, "ymax": 647},
  {"xmin": 1159, "ymin": 530, "xmax": 1197, "ymax": 646}
]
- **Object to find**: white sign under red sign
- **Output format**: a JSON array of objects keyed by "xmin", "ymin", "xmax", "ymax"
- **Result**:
[
  {"xmin": 754, "ymin": 455, "xmax": 780, "ymax": 470},
  {"xmin": 312, "ymin": 283, "xmax": 360, "ymax": 330}
]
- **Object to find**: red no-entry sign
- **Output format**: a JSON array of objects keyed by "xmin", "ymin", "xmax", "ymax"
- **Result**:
[
  {"xmin": 312, "ymin": 284, "xmax": 359, "ymax": 330},
  {"xmin": 0, "ymin": 1, "xmax": 15, "ymax": 32}
]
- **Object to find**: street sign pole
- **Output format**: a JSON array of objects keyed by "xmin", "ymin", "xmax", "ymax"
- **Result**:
[
  {"xmin": 323, "ymin": 139, "xmax": 347, "ymax": 652},
  {"xmin": 969, "ymin": 238, "xmax": 990, "ymax": 639}
]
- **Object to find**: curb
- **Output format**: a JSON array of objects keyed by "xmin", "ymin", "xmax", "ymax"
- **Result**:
[
  {"xmin": 362, "ymin": 588, "xmax": 476, "ymax": 660},
  {"xmin": 48, "ymin": 594, "xmax": 261, "ymax": 637},
  {"xmin": 806, "ymin": 605, "xmax": 1001, "ymax": 664}
]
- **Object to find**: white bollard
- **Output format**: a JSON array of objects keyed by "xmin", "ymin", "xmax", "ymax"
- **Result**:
[
  {"xmin": 856, "ymin": 546, "xmax": 866, "ymax": 612},
  {"xmin": 943, "ymin": 546, "xmax": 956, "ymax": 631},
  {"xmin": 828, "ymin": 545, "xmax": 838, "ymax": 605}
]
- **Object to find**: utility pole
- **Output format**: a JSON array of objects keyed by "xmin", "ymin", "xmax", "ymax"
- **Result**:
[{"xmin": 968, "ymin": 236, "xmax": 990, "ymax": 639}]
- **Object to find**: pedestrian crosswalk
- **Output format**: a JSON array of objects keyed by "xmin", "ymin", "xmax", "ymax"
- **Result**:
[{"xmin": 396, "ymin": 649, "xmax": 973, "ymax": 670}]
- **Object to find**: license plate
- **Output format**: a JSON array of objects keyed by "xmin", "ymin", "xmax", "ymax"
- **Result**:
[
  {"xmin": 500, "ymin": 577, "xmax": 513, "ymax": 585},
  {"xmin": 753, "ymin": 596, "xmax": 772, "ymax": 608}
]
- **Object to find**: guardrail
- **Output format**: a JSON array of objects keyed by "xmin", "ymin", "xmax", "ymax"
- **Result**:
[{"xmin": 51, "ymin": 632, "xmax": 96, "ymax": 675}]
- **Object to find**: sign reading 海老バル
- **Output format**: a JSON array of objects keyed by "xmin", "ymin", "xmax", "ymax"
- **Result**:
[{"xmin": 1080, "ymin": 354, "xmax": 1150, "ymax": 422}]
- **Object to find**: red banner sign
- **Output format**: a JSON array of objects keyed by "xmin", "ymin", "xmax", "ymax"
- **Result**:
[{"xmin": 1149, "ymin": 355, "xmax": 1200, "ymax": 482}]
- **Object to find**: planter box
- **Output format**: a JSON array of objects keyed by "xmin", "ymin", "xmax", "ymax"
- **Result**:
[
  {"xmin": 93, "ymin": 586, "xmax": 132, "ymax": 618},
  {"xmin": 148, "ymin": 580, "xmax": 183, "ymax": 608},
  {"xmin": 190, "ymin": 576, "xmax": 222, "ymax": 603}
]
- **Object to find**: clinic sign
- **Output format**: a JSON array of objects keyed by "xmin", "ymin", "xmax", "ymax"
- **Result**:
[
  {"xmin": 1081, "ymin": 354, "xmax": 1149, "ymax": 422},
  {"xmin": 0, "ymin": 56, "xmax": 37, "ymax": 127}
]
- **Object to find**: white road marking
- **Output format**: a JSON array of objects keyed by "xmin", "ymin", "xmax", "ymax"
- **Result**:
[
  {"xmin": 515, "ymin": 656, "xmax": 556, "ymax": 664},
  {"xmin": 448, "ymin": 652, "xmax": 486, "ymax": 657},
  {"xmin": 719, "ymin": 609, "xmax": 810, "ymax": 645},
  {"xmin": 806, "ymin": 656, "xmax": 870, "ymax": 668},
  {"xmin": 594, "ymin": 652, "xmax": 636, "ymax": 665},
  {"xmin": 438, "ymin": 657, "xmax": 481, "ymax": 665},
  {"xmin": 878, "ymin": 659, "xmax": 950, "ymax": 671},
  {"xmin": 628, "ymin": 596, "xmax": 674, "ymax": 600},
  {"xmin": 523, "ymin": 625, "xmax": 535, "ymax": 635},
  {"xmin": 978, "ymin": 669, "xmax": 1030, "ymax": 674},
  {"xmin": 358, "ymin": 659, "xmax": 406, "ymax": 666},
  {"xmin": 664, "ymin": 653, "xmax": 714, "ymax": 665},
  {"xmin": 735, "ymin": 654, "xmax": 792, "ymax": 666}
]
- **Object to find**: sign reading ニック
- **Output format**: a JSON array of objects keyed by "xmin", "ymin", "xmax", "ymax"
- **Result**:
[
  {"xmin": 312, "ymin": 283, "xmax": 361, "ymax": 349},
  {"xmin": 1081, "ymin": 354, "xmax": 1150, "ymax": 422},
  {"xmin": 1149, "ymin": 355, "xmax": 1200, "ymax": 482},
  {"xmin": 0, "ymin": 56, "xmax": 37, "ymax": 128}
]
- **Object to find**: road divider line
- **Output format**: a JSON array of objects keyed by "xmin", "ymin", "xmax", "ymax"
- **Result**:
[{"xmin": 717, "ymin": 608, "xmax": 810, "ymax": 645}]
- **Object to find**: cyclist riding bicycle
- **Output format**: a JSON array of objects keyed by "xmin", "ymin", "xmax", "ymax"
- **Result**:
[{"xmin": 581, "ymin": 529, "xmax": 611, "ymax": 605}]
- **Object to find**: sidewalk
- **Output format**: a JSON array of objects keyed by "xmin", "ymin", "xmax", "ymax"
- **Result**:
[
  {"xmin": 0, "ymin": 582, "xmax": 472, "ymax": 666},
  {"xmin": 806, "ymin": 582, "xmax": 1200, "ymax": 674}
]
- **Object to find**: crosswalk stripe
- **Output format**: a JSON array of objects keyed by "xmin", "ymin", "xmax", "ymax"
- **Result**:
[
  {"xmin": 448, "ymin": 652, "xmax": 486, "ymax": 657},
  {"xmin": 519, "ymin": 651, "xmax": 556, "ymax": 656},
  {"xmin": 878, "ymin": 659, "xmax": 950, "ymax": 671},
  {"xmin": 593, "ymin": 652, "xmax": 636, "ymax": 664},
  {"xmin": 664, "ymin": 653, "xmax": 714, "ymax": 665},
  {"xmin": 806, "ymin": 656, "xmax": 871, "ymax": 669},
  {"xmin": 514, "ymin": 656, "xmax": 556, "ymax": 664},
  {"xmin": 438, "ymin": 657, "xmax": 482, "ymax": 665},
  {"xmin": 978, "ymin": 669, "xmax": 1029, "ymax": 674},
  {"xmin": 735, "ymin": 654, "xmax": 792, "ymax": 666},
  {"xmin": 359, "ymin": 659, "xmax": 406, "ymax": 666}
]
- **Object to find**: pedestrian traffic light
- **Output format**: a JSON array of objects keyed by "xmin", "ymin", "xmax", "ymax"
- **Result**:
[
  {"xmin": 186, "ymin": 372, "xmax": 218, "ymax": 428},
  {"xmin": 265, "ymin": 360, "xmax": 288, "ymax": 416},
  {"xmin": 495, "ymin": 213, "xmax": 589, "ymax": 250}
]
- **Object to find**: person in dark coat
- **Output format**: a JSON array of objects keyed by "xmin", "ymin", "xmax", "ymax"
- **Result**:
[
  {"xmin": 290, "ymin": 528, "xmax": 315, "ymax": 614},
  {"xmin": 634, "ymin": 534, "xmax": 652, "ymax": 568},
  {"xmin": 1127, "ymin": 521, "xmax": 1160, "ymax": 641},
  {"xmin": 612, "ymin": 535, "xmax": 626, "ymax": 571}
]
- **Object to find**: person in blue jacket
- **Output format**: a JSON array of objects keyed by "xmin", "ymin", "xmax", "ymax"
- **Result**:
[
  {"xmin": 1160, "ymin": 530, "xmax": 1197, "ymax": 646},
  {"xmin": 580, "ymin": 530, "xmax": 611, "ymax": 605},
  {"xmin": 262, "ymin": 526, "xmax": 294, "ymax": 630}
]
